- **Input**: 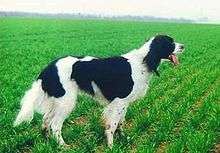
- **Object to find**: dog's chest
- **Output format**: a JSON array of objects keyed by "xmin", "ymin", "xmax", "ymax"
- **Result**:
[{"xmin": 125, "ymin": 61, "xmax": 150, "ymax": 102}]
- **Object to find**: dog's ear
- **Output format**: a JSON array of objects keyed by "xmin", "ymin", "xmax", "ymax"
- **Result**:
[{"xmin": 143, "ymin": 51, "xmax": 161, "ymax": 77}]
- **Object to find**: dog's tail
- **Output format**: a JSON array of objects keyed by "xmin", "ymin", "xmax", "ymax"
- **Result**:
[{"xmin": 14, "ymin": 80, "xmax": 44, "ymax": 126}]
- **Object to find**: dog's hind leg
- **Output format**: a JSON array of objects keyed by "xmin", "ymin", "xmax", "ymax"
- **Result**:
[
  {"xmin": 40, "ymin": 87, "xmax": 76, "ymax": 141},
  {"xmin": 49, "ymin": 86, "xmax": 78, "ymax": 146},
  {"xmin": 42, "ymin": 102, "xmax": 54, "ymax": 138},
  {"xmin": 103, "ymin": 99, "xmax": 128, "ymax": 148}
]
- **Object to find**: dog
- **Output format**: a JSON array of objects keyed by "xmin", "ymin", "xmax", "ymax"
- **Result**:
[{"xmin": 14, "ymin": 35, "xmax": 184, "ymax": 148}]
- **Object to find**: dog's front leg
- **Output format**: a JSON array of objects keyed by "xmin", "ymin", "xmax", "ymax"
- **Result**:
[
  {"xmin": 103, "ymin": 100, "xmax": 127, "ymax": 149},
  {"xmin": 118, "ymin": 113, "xmax": 126, "ymax": 136}
]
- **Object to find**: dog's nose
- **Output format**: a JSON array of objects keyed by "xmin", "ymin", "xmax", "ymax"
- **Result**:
[{"xmin": 179, "ymin": 45, "xmax": 184, "ymax": 50}]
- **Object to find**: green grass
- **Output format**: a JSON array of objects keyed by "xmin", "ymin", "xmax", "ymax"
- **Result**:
[{"xmin": 0, "ymin": 17, "xmax": 220, "ymax": 153}]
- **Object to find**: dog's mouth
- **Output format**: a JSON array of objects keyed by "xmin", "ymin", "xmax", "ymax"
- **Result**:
[{"xmin": 168, "ymin": 53, "xmax": 179, "ymax": 65}]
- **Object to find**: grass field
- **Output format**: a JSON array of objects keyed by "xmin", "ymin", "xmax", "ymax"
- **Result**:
[{"xmin": 0, "ymin": 17, "xmax": 220, "ymax": 153}]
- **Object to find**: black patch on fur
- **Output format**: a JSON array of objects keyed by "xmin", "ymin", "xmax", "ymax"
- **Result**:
[
  {"xmin": 144, "ymin": 35, "xmax": 175, "ymax": 76},
  {"xmin": 71, "ymin": 57, "xmax": 134, "ymax": 101},
  {"xmin": 38, "ymin": 59, "xmax": 65, "ymax": 98}
]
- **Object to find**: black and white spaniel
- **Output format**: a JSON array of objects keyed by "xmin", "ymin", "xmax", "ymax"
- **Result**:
[{"xmin": 14, "ymin": 35, "xmax": 184, "ymax": 148}]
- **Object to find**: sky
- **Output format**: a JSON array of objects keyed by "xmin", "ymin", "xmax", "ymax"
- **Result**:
[{"xmin": 1, "ymin": 0, "xmax": 220, "ymax": 23}]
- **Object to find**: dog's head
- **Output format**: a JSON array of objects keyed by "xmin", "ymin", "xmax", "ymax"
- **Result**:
[
  {"xmin": 150, "ymin": 35, "xmax": 184, "ymax": 65},
  {"xmin": 144, "ymin": 35, "xmax": 184, "ymax": 76}
]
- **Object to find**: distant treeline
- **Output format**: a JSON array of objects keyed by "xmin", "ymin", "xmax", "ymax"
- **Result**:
[{"xmin": 0, "ymin": 11, "xmax": 199, "ymax": 23}]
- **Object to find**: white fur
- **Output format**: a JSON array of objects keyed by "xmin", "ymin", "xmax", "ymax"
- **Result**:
[{"xmin": 14, "ymin": 80, "xmax": 44, "ymax": 126}]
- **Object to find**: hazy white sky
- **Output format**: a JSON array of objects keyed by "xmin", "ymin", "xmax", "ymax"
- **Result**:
[{"xmin": 1, "ymin": 0, "xmax": 220, "ymax": 22}]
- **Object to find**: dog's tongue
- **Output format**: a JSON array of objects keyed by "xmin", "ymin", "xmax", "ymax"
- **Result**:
[{"xmin": 169, "ymin": 54, "xmax": 179, "ymax": 65}]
